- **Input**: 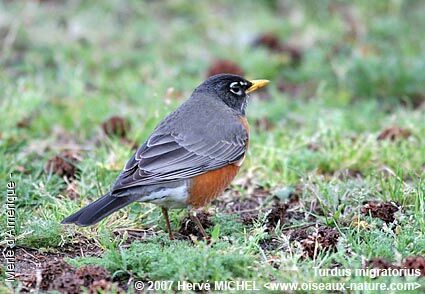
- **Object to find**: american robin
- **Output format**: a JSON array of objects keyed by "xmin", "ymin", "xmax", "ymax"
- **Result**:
[{"xmin": 62, "ymin": 74, "xmax": 269, "ymax": 239}]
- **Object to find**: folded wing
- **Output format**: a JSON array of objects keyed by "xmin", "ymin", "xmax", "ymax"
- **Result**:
[{"xmin": 111, "ymin": 128, "xmax": 247, "ymax": 193}]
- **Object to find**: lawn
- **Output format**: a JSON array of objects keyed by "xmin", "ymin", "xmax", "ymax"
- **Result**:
[{"xmin": 1, "ymin": 0, "xmax": 424, "ymax": 293}]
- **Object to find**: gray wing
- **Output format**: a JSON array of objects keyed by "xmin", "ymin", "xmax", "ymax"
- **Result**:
[{"xmin": 111, "ymin": 128, "xmax": 247, "ymax": 193}]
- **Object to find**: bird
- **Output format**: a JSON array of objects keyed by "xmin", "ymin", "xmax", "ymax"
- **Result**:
[{"xmin": 62, "ymin": 74, "xmax": 269, "ymax": 239}]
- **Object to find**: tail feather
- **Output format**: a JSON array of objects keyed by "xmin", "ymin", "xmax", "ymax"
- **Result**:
[{"xmin": 61, "ymin": 193, "xmax": 135, "ymax": 226}]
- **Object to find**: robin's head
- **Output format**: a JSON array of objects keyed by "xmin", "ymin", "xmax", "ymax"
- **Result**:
[{"xmin": 194, "ymin": 74, "xmax": 269, "ymax": 115}]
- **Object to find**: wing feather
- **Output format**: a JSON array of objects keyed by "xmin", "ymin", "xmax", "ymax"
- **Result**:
[{"xmin": 111, "ymin": 129, "xmax": 247, "ymax": 193}]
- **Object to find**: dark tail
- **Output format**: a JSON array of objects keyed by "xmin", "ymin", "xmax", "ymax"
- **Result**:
[{"xmin": 61, "ymin": 193, "xmax": 136, "ymax": 226}]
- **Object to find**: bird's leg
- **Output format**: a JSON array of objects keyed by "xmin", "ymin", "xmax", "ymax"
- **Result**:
[
  {"xmin": 190, "ymin": 211, "xmax": 209, "ymax": 241},
  {"xmin": 161, "ymin": 207, "xmax": 174, "ymax": 240}
]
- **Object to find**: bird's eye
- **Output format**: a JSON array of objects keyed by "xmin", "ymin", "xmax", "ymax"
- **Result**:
[{"xmin": 230, "ymin": 82, "xmax": 243, "ymax": 96}]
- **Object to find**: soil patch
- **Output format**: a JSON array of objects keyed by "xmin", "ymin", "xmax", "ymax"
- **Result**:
[
  {"xmin": 206, "ymin": 59, "xmax": 244, "ymax": 77},
  {"xmin": 366, "ymin": 258, "xmax": 399, "ymax": 270},
  {"xmin": 290, "ymin": 226, "xmax": 340, "ymax": 259},
  {"xmin": 179, "ymin": 211, "xmax": 213, "ymax": 239},
  {"xmin": 266, "ymin": 203, "xmax": 289, "ymax": 231},
  {"xmin": 366, "ymin": 256, "xmax": 425, "ymax": 277},
  {"xmin": 44, "ymin": 150, "xmax": 80, "ymax": 180},
  {"xmin": 252, "ymin": 33, "xmax": 302, "ymax": 64},
  {"xmin": 214, "ymin": 186, "xmax": 271, "ymax": 225},
  {"xmin": 402, "ymin": 256, "xmax": 425, "ymax": 277},
  {"xmin": 12, "ymin": 246, "xmax": 122, "ymax": 293},
  {"xmin": 259, "ymin": 237, "xmax": 282, "ymax": 252},
  {"xmin": 361, "ymin": 201, "xmax": 401, "ymax": 223},
  {"xmin": 101, "ymin": 116, "xmax": 130, "ymax": 138},
  {"xmin": 377, "ymin": 126, "xmax": 412, "ymax": 141}
]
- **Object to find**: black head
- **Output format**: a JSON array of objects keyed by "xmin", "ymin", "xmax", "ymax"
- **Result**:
[{"xmin": 193, "ymin": 74, "xmax": 269, "ymax": 115}]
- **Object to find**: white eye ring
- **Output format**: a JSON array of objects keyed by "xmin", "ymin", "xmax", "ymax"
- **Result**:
[{"xmin": 230, "ymin": 82, "xmax": 243, "ymax": 96}]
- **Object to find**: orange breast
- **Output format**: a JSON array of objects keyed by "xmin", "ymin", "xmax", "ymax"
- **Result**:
[{"xmin": 187, "ymin": 165, "xmax": 240, "ymax": 208}]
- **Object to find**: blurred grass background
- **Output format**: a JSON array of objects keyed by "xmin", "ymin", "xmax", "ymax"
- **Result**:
[{"xmin": 0, "ymin": 0, "xmax": 424, "ymax": 292}]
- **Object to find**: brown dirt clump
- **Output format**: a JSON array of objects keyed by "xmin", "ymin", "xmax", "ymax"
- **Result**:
[
  {"xmin": 253, "ymin": 33, "xmax": 302, "ymax": 64},
  {"xmin": 51, "ymin": 273, "xmax": 84, "ymax": 294},
  {"xmin": 290, "ymin": 226, "xmax": 340, "ymax": 259},
  {"xmin": 13, "ymin": 243, "xmax": 105, "ymax": 292},
  {"xmin": 361, "ymin": 201, "xmax": 401, "ymax": 223},
  {"xmin": 16, "ymin": 110, "xmax": 39, "ymax": 128},
  {"xmin": 75, "ymin": 265, "xmax": 110, "ymax": 287},
  {"xmin": 366, "ymin": 256, "xmax": 425, "ymax": 277},
  {"xmin": 44, "ymin": 150, "xmax": 79, "ymax": 179},
  {"xmin": 101, "ymin": 116, "xmax": 130, "ymax": 138},
  {"xmin": 259, "ymin": 237, "xmax": 282, "ymax": 251},
  {"xmin": 402, "ymin": 256, "xmax": 425, "ymax": 277},
  {"xmin": 402, "ymin": 93, "xmax": 425, "ymax": 109},
  {"xmin": 226, "ymin": 184, "xmax": 306, "ymax": 227},
  {"xmin": 266, "ymin": 203, "xmax": 289, "ymax": 230},
  {"xmin": 43, "ymin": 264, "xmax": 111, "ymax": 293},
  {"xmin": 377, "ymin": 126, "xmax": 412, "ymax": 141},
  {"xmin": 366, "ymin": 258, "xmax": 398, "ymax": 270},
  {"xmin": 89, "ymin": 279, "xmax": 123, "ymax": 294},
  {"xmin": 16, "ymin": 117, "xmax": 32, "ymax": 128},
  {"xmin": 253, "ymin": 33, "xmax": 281, "ymax": 51},
  {"xmin": 36, "ymin": 258, "xmax": 75, "ymax": 290},
  {"xmin": 240, "ymin": 211, "xmax": 259, "ymax": 226},
  {"xmin": 206, "ymin": 59, "xmax": 244, "ymax": 77},
  {"xmin": 179, "ymin": 211, "xmax": 213, "ymax": 239},
  {"xmin": 307, "ymin": 142, "xmax": 321, "ymax": 152}
]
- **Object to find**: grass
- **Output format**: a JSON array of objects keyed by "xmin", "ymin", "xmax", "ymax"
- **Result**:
[
  {"xmin": 1, "ymin": 0, "xmax": 424, "ymax": 293},
  {"xmin": 68, "ymin": 238, "xmax": 257, "ymax": 282}
]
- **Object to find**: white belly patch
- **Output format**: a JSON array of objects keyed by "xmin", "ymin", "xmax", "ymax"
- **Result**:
[{"xmin": 139, "ymin": 185, "xmax": 189, "ymax": 209}]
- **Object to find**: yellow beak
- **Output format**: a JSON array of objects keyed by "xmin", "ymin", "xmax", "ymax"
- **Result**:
[{"xmin": 246, "ymin": 79, "xmax": 270, "ymax": 94}]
